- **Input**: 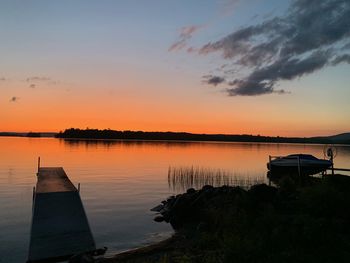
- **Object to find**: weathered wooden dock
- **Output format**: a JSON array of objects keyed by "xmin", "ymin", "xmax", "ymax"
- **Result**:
[{"xmin": 28, "ymin": 167, "xmax": 96, "ymax": 263}]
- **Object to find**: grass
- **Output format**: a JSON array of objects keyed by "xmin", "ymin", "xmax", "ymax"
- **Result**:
[{"xmin": 168, "ymin": 166, "xmax": 266, "ymax": 192}]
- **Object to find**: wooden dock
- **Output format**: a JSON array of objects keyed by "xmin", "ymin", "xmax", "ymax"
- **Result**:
[{"xmin": 28, "ymin": 167, "xmax": 96, "ymax": 263}]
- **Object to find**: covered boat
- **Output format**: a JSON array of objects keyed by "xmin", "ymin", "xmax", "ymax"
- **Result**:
[{"xmin": 267, "ymin": 154, "xmax": 332, "ymax": 176}]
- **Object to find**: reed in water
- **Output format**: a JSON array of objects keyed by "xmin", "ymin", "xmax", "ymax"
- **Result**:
[{"xmin": 168, "ymin": 166, "xmax": 266, "ymax": 192}]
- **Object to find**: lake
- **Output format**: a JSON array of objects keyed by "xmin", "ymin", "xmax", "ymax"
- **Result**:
[{"xmin": 0, "ymin": 137, "xmax": 349, "ymax": 262}]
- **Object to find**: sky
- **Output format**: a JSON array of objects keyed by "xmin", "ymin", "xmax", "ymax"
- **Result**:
[{"xmin": 1, "ymin": 0, "xmax": 350, "ymax": 136}]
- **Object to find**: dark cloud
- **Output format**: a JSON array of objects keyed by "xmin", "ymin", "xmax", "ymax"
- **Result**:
[
  {"xmin": 29, "ymin": 84, "xmax": 36, "ymax": 88},
  {"xmin": 169, "ymin": 25, "xmax": 202, "ymax": 52},
  {"xmin": 198, "ymin": 0, "xmax": 350, "ymax": 96},
  {"xmin": 203, "ymin": 75, "xmax": 226, "ymax": 86},
  {"xmin": 342, "ymin": 42, "xmax": 350, "ymax": 50},
  {"xmin": 0, "ymin": 77, "xmax": 6, "ymax": 81},
  {"xmin": 226, "ymin": 81, "xmax": 280, "ymax": 96},
  {"xmin": 332, "ymin": 54, "xmax": 350, "ymax": 65},
  {"xmin": 9, "ymin": 96, "xmax": 19, "ymax": 102}
]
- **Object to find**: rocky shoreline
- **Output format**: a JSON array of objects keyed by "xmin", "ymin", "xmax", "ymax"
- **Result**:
[
  {"xmin": 150, "ymin": 184, "xmax": 277, "ymax": 231},
  {"xmin": 76, "ymin": 174, "xmax": 350, "ymax": 263}
]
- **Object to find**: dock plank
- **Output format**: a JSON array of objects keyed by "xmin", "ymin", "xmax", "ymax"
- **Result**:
[
  {"xmin": 36, "ymin": 167, "xmax": 76, "ymax": 193},
  {"xmin": 28, "ymin": 167, "xmax": 96, "ymax": 262}
]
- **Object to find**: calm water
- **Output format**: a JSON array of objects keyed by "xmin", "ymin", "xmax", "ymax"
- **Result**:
[{"xmin": 0, "ymin": 137, "xmax": 349, "ymax": 262}]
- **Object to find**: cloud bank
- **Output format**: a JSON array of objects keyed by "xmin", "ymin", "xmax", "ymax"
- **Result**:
[{"xmin": 199, "ymin": 0, "xmax": 350, "ymax": 96}]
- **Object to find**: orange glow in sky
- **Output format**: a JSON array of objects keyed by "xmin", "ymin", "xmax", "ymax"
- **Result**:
[{"xmin": 1, "ymin": 1, "xmax": 350, "ymax": 137}]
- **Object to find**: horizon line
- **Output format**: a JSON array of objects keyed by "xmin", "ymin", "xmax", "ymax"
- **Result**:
[{"xmin": 1, "ymin": 128, "xmax": 349, "ymax": 139}]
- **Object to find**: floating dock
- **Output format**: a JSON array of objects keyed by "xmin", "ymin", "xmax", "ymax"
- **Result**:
[{"xmin": 28, "ymin": 167, "xmax": 96, "ymax": 263}]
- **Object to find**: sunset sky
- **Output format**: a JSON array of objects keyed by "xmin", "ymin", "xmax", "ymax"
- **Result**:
[{"xmin": 1, "ymin": 0, "xmax": 350, "ymax": 136}]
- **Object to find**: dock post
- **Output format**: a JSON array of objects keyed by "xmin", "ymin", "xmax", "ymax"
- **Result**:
[
  {"xmin": 327, "ymin": 148, "xmax": 335, "ymax": 176},
  {"xmin": 297, "ymin": 155, "xmax": 302, "ymax": 185},
  {"xmin": 37, "ymin": 157, "xmax": 41, "ymax": 174},
  {"xmin": 268, "ymin": 155, "xmax": 272, "ymax": 184},
  {"xmin": 331, "ymin": 155, "xmax": 334, "ymax": 176},
  {"xmin": 78, "ymin": 183, "xmax": 80, "ymax": 193},
  {"xmin": 32, "ymin": 186, "xmax": 36, "ymax": 212}
]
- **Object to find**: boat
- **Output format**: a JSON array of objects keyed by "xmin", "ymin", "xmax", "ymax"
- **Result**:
[{"xmin": 267, "ymin": 154, "xmax": 332, "ymax": 176}]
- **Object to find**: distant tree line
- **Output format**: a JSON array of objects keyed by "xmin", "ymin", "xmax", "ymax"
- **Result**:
[
  {"xmin": 55, "ymin": 128, "xmax": 350, "ymax": 145},
  {"xmin": 0, "ymin": 132, "xmax": 41, "ymax": 137}
]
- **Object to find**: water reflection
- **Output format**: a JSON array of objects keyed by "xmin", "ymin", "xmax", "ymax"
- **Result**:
[
  {"xmin": 60, "ymin": 138, "xmax": 201, "ymax": 149},
  {"xmin": 168, "ymin": 166, "xmax": 266, "ymax": 192},
  {"xmin": 1, "ymin": 137, "xmax": 349, "ymax": 262}
]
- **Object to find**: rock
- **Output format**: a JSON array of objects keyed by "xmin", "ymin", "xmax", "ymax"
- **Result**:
[
  {"xmin": 154, "ymin": 215, "xmax": 165, "ymax": 222},
  {"xmin": 249, "ymin": 184, "xmax": 277, "ymax": 202},
  {"xmin": 164, "ymin": 192, "xmax": 203, "ymax": 229},
  {"xmin": 151, "ymin": 185, "xmax": 278, "ymax": 232},
  {"xmin": 92, "ymin": 247, "xmax": 108, "ymax": 256},
  {"xmin": 166, "ymin": 197, "xmax": 176, "ymax": 207},
  {"xmin": 202, "ymin": 185, "xmax": 214, "ymax": 191},
  {"xmin": 69, "ymin": 253, "xmax": 94, "ymax": 263},
  {"xmin": 190, "ymin": 191, "xmax": 208, "ymax": 208},
  {"xmin": 220, "ymin": 185, "xmax": 230, "ymax": 192},
  {"xmin": 150, "ymin": 204, "xmax": 164, "ymax": 212},
  {"xmin": 163, "ymin": 196, "xmax": 172, "ymax": 203},
  {"xmin": 197, "ymin": 221, "xmax": 209, "ymax": 232},
  {"xmin": 169, "ymin": 215, "xmax": 180, "ymax": 229},
  {"xmin": 186, "ymin": 188, "xmax": 196, "ymax": 194}
]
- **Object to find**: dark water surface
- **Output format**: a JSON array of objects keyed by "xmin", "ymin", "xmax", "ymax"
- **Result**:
[{"xmin": 0, "ymin": 137, "xmax": 349, "ymax": 262}]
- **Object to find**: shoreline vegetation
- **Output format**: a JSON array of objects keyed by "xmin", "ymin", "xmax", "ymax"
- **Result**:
[
  {"xmin": 54, "ymin": 128, "xmax": 350, "ymax": 145},
  {"xmin": 0, "ymin": 132, "xmax": 56, "ymax": 138},
  {"xmin": 1, "ymin": 128, "xmax": 349, "ymax": 145},
  {"xmin": 98, "ymin": 174, "xmax": 350, "ymax": 263},
  {"xmin": 167, "ymin": 166, "xmax": 266, "ymax": 192}
]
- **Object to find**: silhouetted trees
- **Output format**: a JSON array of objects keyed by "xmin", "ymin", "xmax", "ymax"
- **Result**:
[{"xmin": 55, "ymin": 128, "xmax": 350, "ymax": 144}]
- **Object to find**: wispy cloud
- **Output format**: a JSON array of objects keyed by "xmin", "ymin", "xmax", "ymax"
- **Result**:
[
  {"xmin": 29, "ymin": 84, "xmax": 36, "ymax": 89},
  {"xmin": 218, "ymin": 0, "xmax": 240, "ymax": 16},
  {"xmin": 25, "ymin": 76, "xmax": 58, "ymax": 86},
  {"xmin": 26, "ymin": 76, "xmax": 51, "ymax": 82},
  {"xmin": 168, "ymin": 25, "xmax": 203, "ymax": 52},
  {"xmin": 168, "ymin": 1, "xmax": 240, "ymax": 54},
  {"xmin": 9, "ymin": 96, "xmax": 19, "ymax": 102},
  {"xmin": 197, "ymin": 0, "xmax": 350, "ymax": 96}
]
